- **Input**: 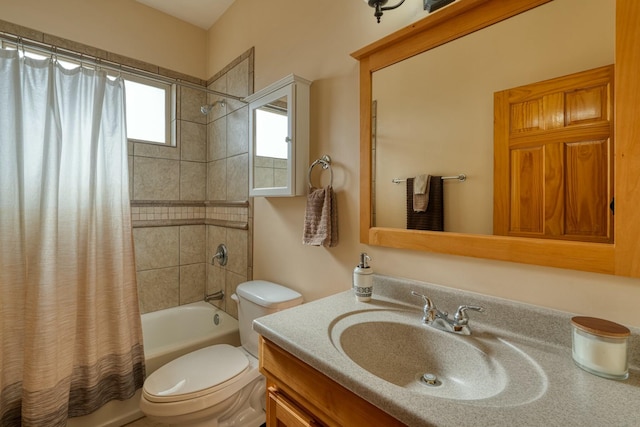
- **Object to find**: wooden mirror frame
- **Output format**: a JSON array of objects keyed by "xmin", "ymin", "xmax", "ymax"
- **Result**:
[{"xmin": 352, "ymin": 0, "xmax": 640, "ymax": 277}]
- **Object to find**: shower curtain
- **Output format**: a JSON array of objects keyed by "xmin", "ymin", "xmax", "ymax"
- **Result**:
[{"xmin": 0, "ymin": 49, "xmax": 145, "ymax": 426}]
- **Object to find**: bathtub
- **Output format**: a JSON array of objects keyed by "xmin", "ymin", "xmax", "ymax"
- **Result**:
[{"xmin": 67, "ymin": 301, "xmax": 241, "ymax": 427}]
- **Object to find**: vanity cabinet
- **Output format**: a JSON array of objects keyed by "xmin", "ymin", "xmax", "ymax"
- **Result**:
[
  {"xmin": 246, "ymin": 74, "xmax": 311, "ymax": 197},
  {"xmin": 259, "ymin": 337, "xmax": 406, "ymax": 427}
]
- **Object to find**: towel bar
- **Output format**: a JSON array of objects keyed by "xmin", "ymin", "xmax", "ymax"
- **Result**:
[
  {"xmin": 392, "ymin": 174, "xmax": 466, "ymax": 184},
  {"xmin": 308, "ymin": 155, "xmax": 333, "ymax": 188}
]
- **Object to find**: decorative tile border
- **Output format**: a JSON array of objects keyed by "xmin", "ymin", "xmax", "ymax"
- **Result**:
[
  {"xmin": 131, "ymin": 205, "xmax": 206, "ymax": 221},
  {"xmin": 130, "ymin": 200, "xmax": 249, "ymax": 229},
  {"xmin": 206, "ymin": 206, "xmax": 248, "ymax": 223}
]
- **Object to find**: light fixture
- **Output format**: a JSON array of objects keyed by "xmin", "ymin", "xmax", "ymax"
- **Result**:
[
  {"xmin": 364, "ymin": 0, "xmax": 456, "ymax": 23},
  {"xmin": 363, "ymin": 0, "xmax": 406, "ymax": 23}
]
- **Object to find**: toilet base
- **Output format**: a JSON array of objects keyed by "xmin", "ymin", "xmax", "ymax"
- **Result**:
[{"xmin": 143, "ymin": 375, "xmax": 266, "ymax": 427}]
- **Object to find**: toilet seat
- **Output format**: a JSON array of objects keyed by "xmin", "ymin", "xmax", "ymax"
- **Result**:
[{"xmin": 143, "ymin": 344, "xmax": 251, "ymax": 403}]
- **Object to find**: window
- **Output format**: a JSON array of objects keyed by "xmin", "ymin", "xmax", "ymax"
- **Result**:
[
  {"xmin": 123, "ymin": 75, "xmax": 175, "ymax": 146},
  {"xmin": 1, "ymin": 41, "xmax": 176, "ymax": 146}
]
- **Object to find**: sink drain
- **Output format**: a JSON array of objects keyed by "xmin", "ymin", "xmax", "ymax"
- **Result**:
[{"xmin": 421, "ymin": 373, "xmax": 441, "ymax": 387}]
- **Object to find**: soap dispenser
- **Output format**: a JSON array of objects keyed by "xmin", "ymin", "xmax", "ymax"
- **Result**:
[{"xmin": 353, "ymin": 253, "xmax": 373, "ymax": 302}]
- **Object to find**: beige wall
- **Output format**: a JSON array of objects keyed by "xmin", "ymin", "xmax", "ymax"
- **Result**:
[
  {"xmin": 208, "ymin": 0, "xmax": 640, "ymax": 327},
  {"xmin": 0, "ymin": 0, "xmax": 207, "ymax": 79}
]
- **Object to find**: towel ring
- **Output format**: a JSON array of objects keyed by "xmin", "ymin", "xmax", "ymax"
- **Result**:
[{"xmin": 308, "ymin": 155, "xmax": 333, "ymax": 188}]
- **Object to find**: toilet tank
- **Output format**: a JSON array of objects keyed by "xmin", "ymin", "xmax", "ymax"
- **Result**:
[{"xmin": 233, "ymin": 280, "xmax": 303, "ymax": 358}]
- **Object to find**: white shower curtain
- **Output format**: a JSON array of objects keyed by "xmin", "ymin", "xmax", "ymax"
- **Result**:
[{"xmin": 0, "ymin": 49, "xmax": 145, "ymax": 426}]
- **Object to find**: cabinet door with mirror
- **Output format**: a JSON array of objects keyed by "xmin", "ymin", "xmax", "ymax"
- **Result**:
[
  {"xmin": 247, "ymin": 74, "xmax": 311, "ymax": 197},
  {"xmin": 353, "ymin": 0, "xmax": 640, "ymax": 277}
]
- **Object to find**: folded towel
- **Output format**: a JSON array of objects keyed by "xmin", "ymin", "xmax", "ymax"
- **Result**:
[
  {"xmin": 407, "ymin": 177, "xmax": 444, "ymax": 231},
  {"xmin": 303, "ymin": 185, "xmax": 339, "ymax": 247},
  {"xmin": 414, "ymin": 174, "xmax": 428, "ymax": 194},
  {"xmin": 413, "ymin": 174, "xmax": 431, "ymax": 212}
]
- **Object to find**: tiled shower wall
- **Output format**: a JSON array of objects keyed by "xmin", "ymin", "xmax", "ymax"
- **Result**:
[
  {"xmin": 130, "ymin": 49, "xmax": 255, "ymax": 316},
  {"xmin": 0, "ymin": 21, "xmax": 255, "ymax": 318}
]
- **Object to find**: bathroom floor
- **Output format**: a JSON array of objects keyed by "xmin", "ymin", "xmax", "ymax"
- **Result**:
[
  {"xmin": 124, "ymin": 417, "xmax": 164, "ymax": 427},
  {"xmin": 124, "ymin": 418, "xmax": 267, "ymax": 427}
]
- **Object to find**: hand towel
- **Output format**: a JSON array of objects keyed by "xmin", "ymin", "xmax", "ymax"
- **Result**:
[
  {"xmin": 407, "ymin": 177, "xmax": 444, "ymax": 231},
  {"xmin": 414, "ymin": 174, "xmax": 428, "ymax": 194},
  {"xmin": 413, "ymin": 174, "xmax": 431, "ymax": 212},
  {"xmin": 303, "ymin": 185, "xmax": 339, "ymax": 247}
]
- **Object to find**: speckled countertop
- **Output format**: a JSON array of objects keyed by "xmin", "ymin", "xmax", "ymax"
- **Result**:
[{"xmin": 253, "ymin": 275, "xmax": 640, "ymax": 427}]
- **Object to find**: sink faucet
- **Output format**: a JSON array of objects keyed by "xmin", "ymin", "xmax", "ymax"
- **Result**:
[{"xmin": 411, "ymin": 291, "xmax": 485, "ymax": 335}]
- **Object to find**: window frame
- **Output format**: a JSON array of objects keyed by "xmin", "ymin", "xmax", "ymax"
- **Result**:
[{"xmin": 122, "ymin": 73, "xmax": 176, "ymax": 147}]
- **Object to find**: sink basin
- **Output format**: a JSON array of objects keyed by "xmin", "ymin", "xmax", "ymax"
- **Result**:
[{"xmin": 329, "ymin": 309, "xmax": 547, "ymax": 406}]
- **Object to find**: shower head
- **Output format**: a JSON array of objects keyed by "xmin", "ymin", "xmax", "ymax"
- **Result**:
[{"xmin": 200, "ymin": 100, "xmax": 226, "ymax": 115}]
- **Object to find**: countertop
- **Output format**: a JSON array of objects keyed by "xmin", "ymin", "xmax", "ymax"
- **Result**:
[{"xmin": 253, "ymin": 275, "xmax": 640, "ymax": 427}]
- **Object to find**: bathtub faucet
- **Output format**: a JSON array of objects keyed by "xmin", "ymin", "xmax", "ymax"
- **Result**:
[{"xmin": 205, "ymin": 290, "xmax": 225, "ymax": 302}]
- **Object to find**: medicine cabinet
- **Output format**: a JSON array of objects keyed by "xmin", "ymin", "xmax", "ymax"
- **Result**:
[{"xmin": 246, "ymin": 74, "xmax": 311, "ymax": 197}]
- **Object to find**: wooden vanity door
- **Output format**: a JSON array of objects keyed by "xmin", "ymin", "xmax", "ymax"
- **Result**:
[
  {"xmin": 267, "ymin": 387, "xmax": 323, "ymax": 427},
  {"xmin": 494, "ymin": 65, "xmax": 614, "ymax": 242}
]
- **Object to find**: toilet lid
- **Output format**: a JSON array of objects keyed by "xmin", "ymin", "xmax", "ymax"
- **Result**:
[{"xmin": 143, "ymin": 344, "xmax": 249, "ymax": 402}]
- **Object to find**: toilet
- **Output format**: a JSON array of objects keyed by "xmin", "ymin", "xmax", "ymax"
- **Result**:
[{"xmin": 140, "ymin": 280, "xmax": 303, "ymax": 427}]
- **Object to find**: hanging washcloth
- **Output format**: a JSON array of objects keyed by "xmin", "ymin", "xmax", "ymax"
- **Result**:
[
  {"xmin": 303, "ymin": 185, "xmax": 339, "ymax": 247},
  {"xmin": 413, "ymin": 174, "xmax": 431, "ymax": 212},
  {"xmin": 407, "ymin": 177, "xmax": 444, "ymax": 231}
]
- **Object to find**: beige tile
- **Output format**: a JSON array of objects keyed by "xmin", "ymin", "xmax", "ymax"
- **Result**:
[
  {"xmin": 208, "ymin": 117, "xmax": 227, "ymax": 161},
  {"xmin": 226, "ymin": 59, "xmax": 250, "ymax": 113},
  {"xmin": 226, "ymin": 154, "xmax": 248, "ymax": 201},
  {"xmin": 180, "ymin": 161, "xmax": 206, "ymax": 201},
  {"xmin": 180, "ymin": 263, "xmax": 205, "ymax": 304},
  {"xmin": 274, "ymin": 167, "xmax": 287, "ymax": 187},
  {"xmin": 207, "ymin": 76, "xmax": 227, "ymax": 124},
  {"xmin": 247, "ymin": 218, "xmax": 254, "ymax": 269},
  {"xmin": 128, "ymin": 155, "xmax": 134, "ymax": 199},
  {"xmin": 134, "ymin": 141, "xmax": 180, "ymax": 160},
  {"xmin": 206, "ymin": 264, "xmax": 226, "ymax": 311},
  {"xmin": 205, "ymin": 96, "xmax": 227, "ymax": 123},
  {"xmin": 137, "ymin": 267, "xmax": 179, "ymax": 314},
  {"xmin": 133, "ymin": 227, "xmax": 179, "ymax": 270},
  {"xmin": 180, "ymin": 121, "xmax": 206, "ymax": 162},
  {"xmin": 207, "ymin": 225, "xmax": 226, "ymax": 261},
  {"xmin": 254, "ymin": 156, "xmax": 274, "ymax": 167},
  {"xmin": 207, "ymin": 160, "xmax": 227, "ymax": 201},
  {"xmin": 226, "ymin": 228, "xmax": 248, "ymax": 275},
  {"xmin": 254, "ymin": 166, "xmax": 274, "ymax": 188},
  {"xmin": 133, "ymin": 157, "xmax": 180, "ymax": 200},
  {"xmin": 175, "ymin": 86, "xmax": 182, "ymax": 118},
  {"xmin": 227, "ymin": 106, "xmax": 248, "ymax": 157},
  {"xmin": 225, "ymin": 270, "xmax": 248, "ymax": 319},
  {"xmin": 180, "ymin": 225, "xmax": 206, "ymax": 264},
  {"xmin": 180, "ymin": 86, "xmax": 206, "ymax": 124}
]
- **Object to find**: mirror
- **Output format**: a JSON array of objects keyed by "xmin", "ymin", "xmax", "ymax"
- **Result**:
[
  {"xmin": 246, "ymin": 74, "xmax": 311, "ymax": 197},
  {"xmin": 372, "ymin": 0, "xmax": 614, "ymax": 235},
  {"xmin": 353, "ymin": 0, "xmax": 640, "ymax": 277},
  {"xmin": 252, "ymin": 95, "xmax": 290, "ymax": 191}
]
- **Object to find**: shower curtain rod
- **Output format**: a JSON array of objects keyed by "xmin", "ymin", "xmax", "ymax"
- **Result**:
[{"xmin": 0, "ymin": 32, "xmax": 247, "ymax": 103}]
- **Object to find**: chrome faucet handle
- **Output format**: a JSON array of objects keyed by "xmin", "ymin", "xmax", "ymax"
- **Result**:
[
  {"xmin": 453, "ymin": 305, "xmax": 485, "ymax": 326},
  {"xmin": 411, "ymin": 291, "xmax": 437, "ymax": 323}
]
